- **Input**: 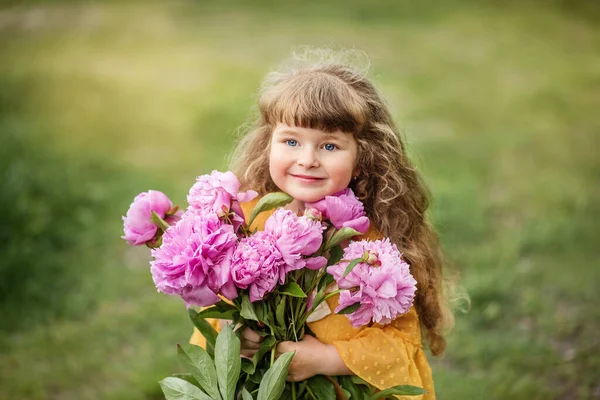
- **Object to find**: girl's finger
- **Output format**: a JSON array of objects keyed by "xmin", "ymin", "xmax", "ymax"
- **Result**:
[
  {"xmin": 241, "ymin": 327, "xmax": 263, "ymax": 342},
  {"xmin": 241, "ymin": 340, "xmax": 261, "ymax": 350},
  {"xmin": 241, "ymin": 337, "xmax": 262, "ymax": 346},
  {"xmin": 240, "ymin": 349, "xmax": 257, "ymax": 358}
]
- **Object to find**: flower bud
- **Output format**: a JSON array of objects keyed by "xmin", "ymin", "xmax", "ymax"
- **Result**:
[
  {"xmin": 304, "ymin": 207, "xmax": 323, "ymax": 221},
  {"xmin": 217, "ymin": 204, "xmax": 229, "ymax": 217},
  {"xmin": 365, "ymin": 250, "xmax": 381, "ymax": 266},
  {"xmin": 122, "ymin": 190, "xmax": 175, "ymax": 246}
]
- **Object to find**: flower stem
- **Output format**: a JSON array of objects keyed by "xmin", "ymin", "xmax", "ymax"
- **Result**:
[
  {"xmin": 270, "ymin": 346, "xmax": 275, "ymax": 366},
  {"xmin": 322, "ymin": 289, "xmax": 343, "ymax": 302},
  {"xmin": 269, "ymin": 321, "xmax": 277, "ymax": 366},
  {"xmin": 297, "ymin": 288, "xmax": 344, "ymax": 328},
  {"xmin": 292, "ymin": 382, "xmax": 296, "ymax": 400},
  {"xmin": 305, "ymin": 385, "xmax": 318, "ymax": 400}
]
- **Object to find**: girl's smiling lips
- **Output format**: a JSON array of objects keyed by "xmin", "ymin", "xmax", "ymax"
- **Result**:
[{"xmin": 290, "ymin": 174, "xmax": 325, "ymax": 182}]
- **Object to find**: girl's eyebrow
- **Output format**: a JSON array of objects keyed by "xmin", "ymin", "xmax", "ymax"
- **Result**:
[
  {"xmin": 320, "ymin": 132, "xmax": 352, "ymax": 143},
  {"xmin": 275, "ymin": 129, "xmax": 299, "ymax": 136}
]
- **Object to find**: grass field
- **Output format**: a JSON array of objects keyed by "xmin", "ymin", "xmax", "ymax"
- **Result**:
[{"xmin": 1, "ymin": 1, "xmax": 599, "ymax": 399}]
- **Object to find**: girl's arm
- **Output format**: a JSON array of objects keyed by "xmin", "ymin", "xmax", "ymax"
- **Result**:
[{"xmin": 276, "ymin": 335, "xmax": 352, "ymax": 381}]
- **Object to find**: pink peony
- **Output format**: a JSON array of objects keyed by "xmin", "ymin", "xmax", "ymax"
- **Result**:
[
  {"xmin": 230, "ymin": 231, "xmax": 285, "ymax": 302},
  {"xmin": 187, "ymin": 170, "xmax": 257, "ymax": 231},
  {"xmin": 328, "ymin": 239, "xmax": 417, "ymax": 327},
  {"xmin": 150, "ymin": 209, "xmax": 238, "ymax": 307},
  {"xmin": 122, "ymin": 190, "xmax": 177, "ymax": 245},
  {"xmin": 305, "ymin": 188, "xmax": 370, "ymax": 234},
  {"xmin": 264, "ymin": 208, "xmax": 327, "ymax": 277},
  {"xmin": 164, "ymin": 212, "xmax": 183, "ymax": 226}
]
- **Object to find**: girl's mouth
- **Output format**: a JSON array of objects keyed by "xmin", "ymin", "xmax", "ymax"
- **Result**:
[{"xmin": 291, "ymin": 174, "xmax": 325, "ymax": 183}]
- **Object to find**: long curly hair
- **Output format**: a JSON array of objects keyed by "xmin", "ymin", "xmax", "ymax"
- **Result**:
[{"xmin": 230, "ymin": 49, "xmax": 456, "ymax": 356}]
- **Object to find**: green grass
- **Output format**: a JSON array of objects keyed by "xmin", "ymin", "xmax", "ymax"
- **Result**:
[{"xmin": 0, "ymin": 1, "xmax": 598, "ymax": 399}]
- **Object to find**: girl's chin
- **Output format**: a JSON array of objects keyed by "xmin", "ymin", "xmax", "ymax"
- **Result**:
[
  {"xmin": 283, "ymin": 195, "xmax": 322, "ymax": 212},
  {"xmin": 290, "ymin": 195, "xmax": 325, "ymax": 204},
  {"xmin": 278, "ymin": 187, "xmax": 338, "ymax": 204}
]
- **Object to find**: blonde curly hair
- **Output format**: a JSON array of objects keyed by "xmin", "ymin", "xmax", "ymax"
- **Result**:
[{"xmin": 230, "ymin": 49, "xmax": 455, "ymax": 356}]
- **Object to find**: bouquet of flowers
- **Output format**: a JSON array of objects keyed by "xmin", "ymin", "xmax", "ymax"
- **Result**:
[{"xmin": 122, "ymin": 170, "xmax": 424, "ymax": 400}]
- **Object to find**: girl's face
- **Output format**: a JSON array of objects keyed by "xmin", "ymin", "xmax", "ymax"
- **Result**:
[{"xmin": 269, "ymin": 122, "xmax": 358, "ymax": 210}]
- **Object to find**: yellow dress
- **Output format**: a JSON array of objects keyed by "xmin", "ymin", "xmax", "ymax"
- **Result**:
[{"xmin": 189, "ymin": 199, "xmax": 436, "ymax": 399}]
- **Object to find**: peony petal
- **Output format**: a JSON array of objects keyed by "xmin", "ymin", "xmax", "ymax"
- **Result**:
[
  {"xmin": 342, "ymin": 216, "xmax": 370, "ymax": 234},
  {"xmin": 182, "ymin": 285, "xmax": 220, "ymax": 308},
  {"xmin": 220, "ymin": 280, "xmax": 238, "ymax": 301},
  {"xmin": 218, "ymin": 171, "xmax": 241, "ymax": 196},
  {"xmin": 147, "ymin": 190, "xmax": 173, "ymax": 216},
  {"xmin": 237, "ymin": 190, "xmax": 258, "ymax": 203},
  {"xmin": 131, "ymin": 228, "xmax": 157, "ymax": 245},
  {"xmin": 304, "ymin": 256, "xmax": 327, "ymax": 270},
  {"xmin": 376, "ymin": 279, "xmax": 397, "ymax": 299},
  {"xmin": 323, "ymin": 196, "xmax": 346, "ymax": 227}
]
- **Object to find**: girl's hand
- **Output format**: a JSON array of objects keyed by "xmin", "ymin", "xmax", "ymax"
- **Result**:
[
  {"xmin": 276, "ymin": 335, "xmax": 352, "ymax": 381},
  {"xmin": 218, "ymin": 320, "xmax": 264, "ymax": 359},
  {"xmin": 239, "ymin": 326, "xmax": 264, "ymax": 358}
]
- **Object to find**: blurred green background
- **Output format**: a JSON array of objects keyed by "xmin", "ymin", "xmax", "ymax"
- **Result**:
[{"xmin": 1, "ymin": 1, "xmax": 599, "ymax": 399}]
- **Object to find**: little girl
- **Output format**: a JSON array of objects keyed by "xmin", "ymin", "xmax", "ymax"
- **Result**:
[{"xmin": 190, "ymin": 49, "xmax": 454, "ymax": 399}]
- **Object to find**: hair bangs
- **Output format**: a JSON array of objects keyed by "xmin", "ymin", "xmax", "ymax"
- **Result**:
[{"xmin": 260, "ymin": 71, "xmax": 368, "ymax": 134}]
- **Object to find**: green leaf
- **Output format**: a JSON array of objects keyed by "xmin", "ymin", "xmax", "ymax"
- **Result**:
[
  {"xmin": 275, "ymin": 296, "xmax": 287, "ymax": 327},
  {"xmin": 342, "ymin": 257, "xmax": 363, "ymax": 278},
  {"xmin": 253, "ymin": 336, "xmax": 276, "ymax": 368},
  {"xmin": 189, "ymin": 309, "xmax": 218, "ymax": 358},
  {"xmin": 297, "ymin": 381, "xmax": 308, "ymax": 398},
  {"xmin": 194, "ymin": 307, "xmax": 236, "ymax": 320},
  {"xmin": 171, "ymin": 373, "xmax": 197, "ymax": 386},
  {"xmin": 241, "ymin": 387, "xmax": 253, "ymax": 400},
  {"xmin": 337, "ymin": 302, "xmax": 361, "ymax": 315},
  {"xmin": 338, "ymin": 376, "xmax": 363, "ymax": 400},
  {"xmin": 257, "ymin": 352, "xmax": 295, "ymax": 400},
  {"xmin": 248, "ymin": 192, "xmax": 293, "ymax": 227},
  {"xmin": 325, "ymin": 227, "xmax": 361, "ymax": 250},
  {"xmin": 195, "ymin": 301, "xmax": 237, "ymax": 320},
  {"xmin": 370, "ymin": 385, "xmax": 427, "ymax": 399},
  {"xmin": 249, "ymin": 368, "xmax": 265, "ymax": 384},
  {"xmin": 254, "ymin": 300, "xmax": 266, "ymax": 322},
  {"xmin": 277, "ymin": 282, "xmax": 307, "ymax": 298},
  {"xmin": 265, "ymin": 312, "xmax": 277, "ymax": 335},
  {"xmin": 318, "ymin": 272, "xmax": 335, "ymax": 292},
  {"xmin": 159, "ymin": 377, "xmax": 213, "ymax": 400},
  {"xmin": 241, "ymin": 357, "xmax": 255, "ymax": 374},
  {"xmin": 260, "ymin": 302, "xmax": 273, "ymax": 329},
  {"xmin": 310, "ymin": 290, "xmax": 325, "ymax": 314},
  {"xmin": 241, "ymin": 335, "xmax": 276, "ymax": 375},
  {"xmin": 327, "ymin": 246, "xmax": 344, "ymax": 266},
  {"xmin": 177, "ymin": 344, "xmax": 221, "ymax": 399},
  {"xmin": 215, "ymin": 324, "xmax": 242, "ymax": 400},
  {"xmin": 307, "ymin": 375, "xmax": 336, "ymax": 399},
  {"xmin": 240, "ymin": 295, "xmax": 259, "ymax": 322},
  {"xmin": 350, "ymin": 376, "xmax": 370, "ymax": 387}
]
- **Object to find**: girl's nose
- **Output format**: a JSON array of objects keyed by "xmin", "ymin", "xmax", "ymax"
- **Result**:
[{"xmin": 297, "ymin": 148, "xmax": 319, "ymax": 168}]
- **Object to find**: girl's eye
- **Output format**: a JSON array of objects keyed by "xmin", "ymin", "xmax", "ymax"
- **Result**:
[
  {"xmin": 285, "ymin": 139, "xmax": 298, "ymax": 147},
  {"xmin": 323, "ymin": 143, "xmax": 337, "ymax": 151}
]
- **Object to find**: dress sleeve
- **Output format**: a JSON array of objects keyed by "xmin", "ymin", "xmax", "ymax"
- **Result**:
[{"xmin": 331, "ymin": 307, "xmax": 436, "ymax": 400}]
